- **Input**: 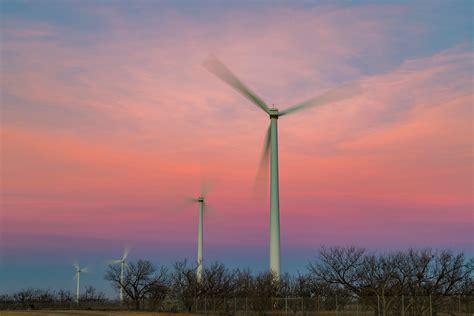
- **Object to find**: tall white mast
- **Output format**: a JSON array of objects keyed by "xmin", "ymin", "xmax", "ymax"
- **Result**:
[
  {"xmin": 197, "ymin": 197, "xmax": 204, "ymax": 282},
  {"xmin": 76, "ymin": 269, "xmax": 80, "ymax": 304},
  {"xmin": 269, "ymin": 109, "xmax": 281, "ymax": 277},
  {"xmin": 120, "ymin": 260, "xmax": 125, "ymax": 303}
]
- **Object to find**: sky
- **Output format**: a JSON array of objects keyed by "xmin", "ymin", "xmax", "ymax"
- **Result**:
[{"xmin": 0, "ymin": 0, "xmax": 473, "ymax": 296}]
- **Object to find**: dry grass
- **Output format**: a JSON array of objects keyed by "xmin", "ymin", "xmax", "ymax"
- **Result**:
[
  {"xmin": 0, "ymin": 312, "xmax": 197, "ymax": 316},
  {"xmin": 2, "ymin": 311, "xmax": 471, "ymax": 316}
]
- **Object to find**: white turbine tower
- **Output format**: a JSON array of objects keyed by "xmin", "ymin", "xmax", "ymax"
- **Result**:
[
  {"xmin": 73, "ymin": 263, "xmax": 87, "ymax": 304},
  {"xmin": 204, "ymin": 56, "xmax": 360, "ymax": 279},
  {"xmin": 110, "ymin": 247, "xmax": 130, "ymax": 304},
  {"xmin": 188, "ymin": 181, "xmax": 212, "ymax": 283}
]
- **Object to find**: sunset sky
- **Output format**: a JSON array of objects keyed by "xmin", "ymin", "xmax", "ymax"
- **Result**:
[{"xmin": 1, "ymin": 0, "xmax": 472, "ymax": 295}]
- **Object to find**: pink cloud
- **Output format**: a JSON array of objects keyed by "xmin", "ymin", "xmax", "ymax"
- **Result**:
[{"xmin": 1, "ymin": 5, "xmax": 472, "ymax": 253}]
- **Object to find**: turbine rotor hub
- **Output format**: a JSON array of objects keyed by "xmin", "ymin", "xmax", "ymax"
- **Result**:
[{"xmin": 269, "ymin": 108, "xmax": 279, "ymax": 119}]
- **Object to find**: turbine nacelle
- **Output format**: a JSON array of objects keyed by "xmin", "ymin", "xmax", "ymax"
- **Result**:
[
  {"xmin": 197, "ymin": 197, "xmax": 205, "ymax": 203},
  {"xmin": 268, "ymin": 108, "xmax": 279, "ymax": 119},
  {"xmin": 73, "ymin": 263, "xmax": 87, "ymax": 274}
]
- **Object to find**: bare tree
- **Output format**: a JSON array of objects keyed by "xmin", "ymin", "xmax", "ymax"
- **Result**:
[
  {"xmin": 308, "ymin": 246, "xmax": 473, "ymax": 316},
  {"xmin": 202, "ymin": 262, "xmax": 236, "ymax": 298},
  {"xmin": 80, "ymin": 286, "xmax": 106, "ymax": 303},
  {"xmin": 308, "ymin": 246, "xmax": 366, "ymax": 295},
  {"xmin": 12, "ymin": 288, "xmax": 55, "ymax": 309},
  {"xmin": 251, "ymin": 271, "xmax": 280, "ymax": 311},
  {"xmin": 358, "ymin": 252, "xmax": 405, "ymax": 315},
  {"xmin": 146, "ymin": 281, "xmax": 170, "ymax": 310},
  {"xmin": 105, "ymin": 259, "xmax": 169, "ymax": 310},
  {"xmin": 12, "ymin": 288, "xmax": 38, "ymax": 309},
  {"xmin": 289, "ymin": 272, "xmax": 316, "ymax": 297},
  {"xmin": 169, "ymin": 259, "xmax": 200, "ymax": 311},
  {"xmin": 57, "ymin": 289, "xmax": 73, "ymax": 304},
  {"xmin": 399, "ymin": 249, "xmax": 473, "ymax": 315},
  {"xmin": 233, "ymin": 268, "xmax": 254, "ymax": 297}
]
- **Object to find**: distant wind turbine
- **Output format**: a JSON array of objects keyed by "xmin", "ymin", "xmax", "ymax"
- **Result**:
[
  {"xmin": 187, "ymin": 181, "xmax": 213, "ymax": 282},
  {"xmin": 73, "ymin": 263, "xmax": 88, "ymax": 304},
  {"xmin": 204, "ymin": 56, "xmax": 360, "ymax": 279},
  {"xmin": 110, "ymin": 246, "xmax": 130, "ymax": 304}
]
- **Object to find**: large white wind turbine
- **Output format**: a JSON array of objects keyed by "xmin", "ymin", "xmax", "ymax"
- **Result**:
[
  {"xmin": 110, "ymin": 247, "xmax": 130, "ymax": 304},
  {"xmin": 73, "ymin": 263, "xmax": 88, "ymax": 304},
  {"xmin": 187, "ymin": 181, "xmax": 212, "ymax": 283},
  {"xmin": 204, "ymin": 56, "xmax": 360, "ymax": 279}
]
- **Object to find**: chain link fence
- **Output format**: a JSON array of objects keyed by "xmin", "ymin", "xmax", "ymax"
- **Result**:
[
  {"xmin": 192, "ymin": 295, "xmax": 473, "ymax": 315},
  {"xmin": 1, "ymin": 295, "xmax": 472, "ymax": 315}
]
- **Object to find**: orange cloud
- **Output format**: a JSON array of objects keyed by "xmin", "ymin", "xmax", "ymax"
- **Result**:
[{"xmin": 1, "ymin": 5, "xmax": 472, "ymax": 250}]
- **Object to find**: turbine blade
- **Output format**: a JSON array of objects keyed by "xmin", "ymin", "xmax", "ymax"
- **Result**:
[
  {"xmin": 184, "ymin": 196, "xmax": 199, "ymax": 204},
  {"xmin": 122, "ymin": 245, "xmax": 131, "ymax": 261},
  {"xmin": 170, "ymin": 196, "xmax": 198, "ymax": 215},
  {"xmin": 200, "ymin": 178, "xmax": 213, "ymax": 197},
  {"xmin": 81, "ymin": 267, "xmax": 89, "ymax": 273},
  {"xmin": 259, "ymin": 124, "xmax": 271, "ymax": 174},
  {"xmin": 203, "ymin": 55, "xmax": 270, "ymax": 114},
  {"xmin": 279, "ymin": 82, "xmax": 361, "ymax": 116},
  {"xmin": 202, "ymin": 201, "xmax": 216, "ymax": 218},
  {"xmin": 253, "ymin": 123, "xmax": 271, "ymax": 197}
]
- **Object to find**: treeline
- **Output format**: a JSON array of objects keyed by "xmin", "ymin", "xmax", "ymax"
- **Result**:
[
  {"xmin": 2, "ymin": 247, "xmax": 473, "ymax": 312},
  {"xmin": 0, "ymin": 286, "xmax": 106, "ymax": 309}
]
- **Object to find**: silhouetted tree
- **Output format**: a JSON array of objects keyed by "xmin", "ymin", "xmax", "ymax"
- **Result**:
[
  {"xmin": 308, "ymin": 246, "xmax": 473, "ymax": 316},
  {"xmin": 80, "ymin": 285, "xmax": 106, "ymax": 303},
  {"xmin": 169, "ymin": 259, "xmax": 199, "ymax": 311},
  {"xmin": 202, "ymin": 262, "xmax": 236, "ymax": 298},
  {"xmin": 57, "ymin": 289, "xmax": 73, "ymax": 304},
  {"xmin": 105, "ymin": 259, "xmax": 169, "ymax": 310}
]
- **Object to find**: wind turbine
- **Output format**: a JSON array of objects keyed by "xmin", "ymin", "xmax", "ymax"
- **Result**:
[
  {"xmin": 187, "ymin": 181, "xmax": 212, "ymax": 283},
  {"xmin": 203, "ymin": 56, "xmax": 360, "ymax": 279},
  {"xmin": 73, "ymin": 263, "xmax": 87, "ymax": 304},
  {"xmin": 110, "ymin": 247, "xmax": 130, "ymax": 304}
]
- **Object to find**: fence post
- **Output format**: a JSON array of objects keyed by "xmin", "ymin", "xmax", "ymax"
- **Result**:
[
  {"xmin": 429, "ymin": 294, "xmax": 432, "ymax": 316},
  {"xmin": 285, "ymin": 297, "xmax": 288, "ymax": 316},
  {"xmin": 301, "ymin": 297, "xmax": 304, "ymax": 313},
  {"xmin": 336, "ymin": 294, "xmax": 338, "ymax": 316},
  {"xmin": 234, "ymin": 297, "xmax": 237, "ymax": 314},
  {"xmin": 245, "ymin": 297, "xmax": 248, "ymax": 316},
  {"xmin": 356, "ymin": 299, "xmax": 359, "ymax": 316},
  {"xmin": 377, "ymin": 295, "xmax": 380, "ymax": 316},
  {"xmin": 401, "ymin": 295, "xmax": 405, "ymax": 316},
  {"xmin": 204, "ymin": 297, "xmax": 207, "ymax": 314},
  {"xmin": 458, "ymin": 295, "xmax": 461, "ymax": 312}
]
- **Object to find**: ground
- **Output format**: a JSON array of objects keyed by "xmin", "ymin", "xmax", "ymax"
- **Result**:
[{"xmin": 1, "ymin": 312, "xmax": 196, "ymax": 316}]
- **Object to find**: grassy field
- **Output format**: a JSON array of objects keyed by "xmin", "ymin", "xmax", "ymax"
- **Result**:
[
  {"xmin": 2, "ymin": 311, "xmax": 471, "ymax": 316},
  {"xmin": 0, "ymin": 312, "xmax": 374, "ymax": 316},
  {"xmin": 0, "ymin": 312, "xmax": 196, "ymax": 316}
]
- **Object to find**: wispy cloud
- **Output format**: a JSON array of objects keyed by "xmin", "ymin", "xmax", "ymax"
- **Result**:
[{"xmin": 1, "ymin": 2, "xmax": 472, "ymax": 258}]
